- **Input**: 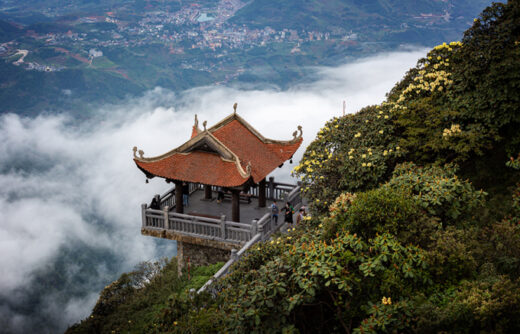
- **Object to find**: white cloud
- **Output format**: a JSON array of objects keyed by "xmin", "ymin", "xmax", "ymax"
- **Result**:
[{"xmin": 0, "ymin": 47, "xmax": 426, "ymax": 332}]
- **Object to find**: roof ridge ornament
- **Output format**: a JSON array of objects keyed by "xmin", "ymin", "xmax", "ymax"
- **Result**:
[
  {"xmin": 292, "ymin": 125, "xmax": 303, "ymax": 141},
  {"xmin": 203, "ymin": 120, "xmax": 207, "ymax": 131},
  {"xmin": 233, "ymin": 102, "xmax": 237, "ymax": 114},
  {"xmin": 194, "ymin": 114, "xmax": 199, "ymax": 128},
  {"xmin": 133, "ymin": 146, "xmax": 145, "ymax": 160}
]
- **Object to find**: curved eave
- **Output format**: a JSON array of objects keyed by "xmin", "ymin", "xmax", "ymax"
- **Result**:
[{"xmin": 133, "ymin": 151, "xmax": 251, "ymax": 188}]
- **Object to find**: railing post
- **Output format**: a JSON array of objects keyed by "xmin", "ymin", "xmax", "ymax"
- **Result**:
[
  {"xmin": 154, "ymin": 193, "xmax": 160, "ymax": 205},
  {"xmin": 163, "ymin": 206, "xmax": 169, "ymax": 229},
  {"xmin": 251, "ymin": 219, "xmax": 258, "ymax": 236},
  {"xmin": 141, "ymin": 203, "xmax": 147, "ymax": 228},
  {"xmin": 268, "ymin": 176, "xmax": 275, "ymax": 200},
  {"xmin": 258, "ymin": 224, "xmax": 264, "ymax": 241},
  {"xmin": 231, "ymin": 248, "xmax": 238, "ymax": 261},
  {"xmin": 220, "ymin": 215, "xmax": 226, "ymax": 240}
]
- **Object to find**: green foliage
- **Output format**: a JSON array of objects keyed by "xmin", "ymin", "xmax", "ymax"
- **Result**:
[
  {"xmin": 386, "ymin": 163, "xmax": 486, "ymax": 226},
  {"xmin": 66, "ymin": 258, "xmax": 223, "ymax": 334},
  {"xmin": 293, "ymin": 105, "xmax": 404, "ymax": 213},
  {"xmin": 213, "ymin": 228, "xmax": 427, "ymax": 333},
  {"xmin": 68, "ymin": 2, "xmax": 520, "ymax": 332},
  {"xmin": 389, "ymin": 0, "xmax": 520, "ymax": 178},
  {"xmin": 413, "ymin": 276, "xmax": 520, "ymax": 333},
  {"xmin": 325, "ymin": 186, "xmax": 419, "ymax": 240}
]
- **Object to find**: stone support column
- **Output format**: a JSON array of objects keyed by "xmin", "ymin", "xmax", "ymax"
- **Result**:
[
  {"xmin": 231, "ymin": 189, "xmax": 240, "ymax": 222},
  {"xmin": 258, "ymin": 178, "xmax": 266, "ymax": 208},
  {"xmin": 174, "ymin": 180, "xmax": 184, "ymax": 214},
  {"xmin": 177, "ymin": 240, "xmax": 184, "ymax": 277}
]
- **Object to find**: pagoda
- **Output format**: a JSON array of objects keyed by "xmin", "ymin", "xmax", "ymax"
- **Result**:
[{"xmin": 133, "ymin": 104, "xmax": 303, "ymax": 222}]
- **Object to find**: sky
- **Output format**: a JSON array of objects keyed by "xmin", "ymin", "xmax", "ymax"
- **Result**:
[{"xmin": 0, "ymin": 47, "xmax": 426, "ymax": 333}]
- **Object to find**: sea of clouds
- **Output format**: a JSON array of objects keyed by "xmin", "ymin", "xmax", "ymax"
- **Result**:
[{"xmin": 0, "ymin": 48, "xmax": 426, "ymax": 333}]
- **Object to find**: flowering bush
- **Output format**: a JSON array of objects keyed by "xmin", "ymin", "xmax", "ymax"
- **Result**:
[
  {"xmin": 293, "ymin": 105, "xmax": 403, "ymax": 213},
  {"xmin": 385, "ymin": 162, "xmax": 486, "ymax": 226}
]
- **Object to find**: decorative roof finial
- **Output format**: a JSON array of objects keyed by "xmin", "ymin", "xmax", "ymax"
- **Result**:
[
  {"xmin": 133, "ymin": 146, "xmax": 145, "ymax": 159},
  {"xmin": 292, "ymin": 125, "xmax": 303, "ymax": 141},
  {"xmin": 194, "ymin": 114, "xmax": 199, "ymax": 128},
  {"xmin": 203, "ymin": 120, "xmax": 207, "ymax": 131},
  {"xmin": 233, "ymin": 102, "xmax": 238, "ymax": 114}
]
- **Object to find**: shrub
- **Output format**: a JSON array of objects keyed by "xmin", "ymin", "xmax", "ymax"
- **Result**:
[
  {"xmin": 385, "ymin": 162, "xmax": 486, "ymax": 227},
  {"xmin": 293, "ymin": 105, "xmax": 403, "ymax": 213}
]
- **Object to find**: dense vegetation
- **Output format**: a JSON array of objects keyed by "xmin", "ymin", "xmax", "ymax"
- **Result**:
[
  {"xmin": 69, "ymin": 1, "xmax": 520, "ymax": 333},
  {"xmin": 66, "ymin": 260, "xmax": 223, "ymax": 334}
]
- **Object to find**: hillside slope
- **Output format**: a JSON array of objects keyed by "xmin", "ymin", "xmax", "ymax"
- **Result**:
[{"xmin": 67, "ymin": 1, "xmax": 520, "ymax": 333}]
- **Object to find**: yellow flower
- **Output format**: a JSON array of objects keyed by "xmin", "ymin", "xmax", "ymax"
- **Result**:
[
  {"xmin": 318, "ymin": 224, "xmax": 323, "ymax": 228},
  {"xmin": 349, "ymin": 155, "xmax": 353, "ymax": 159},
  {"xmin": 379, "ymin": 130, "xmax": 384, "ymax": 134},
  {"xmin": 367, "ymin": 162, "xmax": 372, "ymax": 167},
  {"xmin": 382, "ymin": 297, "xmax": 392, "ymax": 305},
  {"xmin": 354, "ymin": 132, "xmax": 361, "ymax": 138},
  {"xmin": 383, "ymin": 150, "xmax": 388, "ymax": 156},
  {"xmin": 362, "ymin": 154, "xmax": 367, "ymax": 158},
  {"xmin": 384, "ymin": 115, "xmax": 389, "ymax": 119},
  {"xmin": 396, "ymin": 146, "xmax": 400, "ymax": 150},
  {"xmin": 362, "ymin": 163, "xmax": 367, "ymax": 167},
  {"xmin": 174, "ymin": 321, "xmax": 178, "ymax": 326}
]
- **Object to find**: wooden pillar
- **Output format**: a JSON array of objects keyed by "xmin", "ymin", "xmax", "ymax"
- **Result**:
[
  {"xmin": 174, "ymin": 180, "xmax": 184, "ymax": 214},
  {"xmin": 231, "ymin": 189, "xmax": 240, "ymax": 222},
  {"xmin": 204, "ymin": 184, "xmax": 212, "ymax": 200},
  {"xmin": 258, "ymin": 178, "xmax": 266, "ymax": 208},
  {"xmin": 268, "ymin": 176, "xmax": 275, "ymax": 200}
]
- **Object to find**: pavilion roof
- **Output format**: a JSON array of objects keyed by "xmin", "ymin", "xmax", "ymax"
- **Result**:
[{"xmin": 133, "ymin": 110, "xmax": 302, "ymax": 188}]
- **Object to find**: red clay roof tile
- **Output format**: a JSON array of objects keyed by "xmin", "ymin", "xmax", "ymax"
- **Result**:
[{"xmin": 134, "ymin": 113, "xmax": 302, "ymax": 187}]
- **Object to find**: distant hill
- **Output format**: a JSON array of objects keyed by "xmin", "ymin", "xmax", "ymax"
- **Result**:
[
  {"xmin": 232, "ymin": 0, "xmax": 491, "ymax": 42},
  {"xmin": 0, "ymin": 0, "xmax": 494, "ymax": 115},
  {"xmin": 0, "ymin": 19, "xmax": 22, "ymax": 42}
]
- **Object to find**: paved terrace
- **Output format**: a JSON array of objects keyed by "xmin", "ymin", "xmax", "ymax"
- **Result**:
[
  {"xmin": 180, "ymin": 190, "xmax": 273, "ymax": 224},
  {"xmin": 141, "ymin": 179, "xmax": 303, "ymax": 245}
]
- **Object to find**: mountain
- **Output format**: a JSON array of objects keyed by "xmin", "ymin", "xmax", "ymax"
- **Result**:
[
  {"xmin": 232, "ymin": 0, "xmax": 492, "ymax": 42},
  {"xmin": 0, "ymin": 0, "xmax": 493, "ymax": 115},
  {"xmin": 0, "ymin": 19, "xmax": 22, "ymax": 42},
  {"xmin": 66, "ymin": 1, "xmax": 520, "ymax": 333}
]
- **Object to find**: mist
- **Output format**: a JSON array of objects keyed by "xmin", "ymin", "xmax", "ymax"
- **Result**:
[{"xmin": 0, "ymin": 48, "xmax": 426, "ymax": 333}]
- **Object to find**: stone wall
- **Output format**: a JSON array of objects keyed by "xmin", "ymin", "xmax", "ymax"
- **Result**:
[
  {"xmin": 141, "ymin": 228, "xmax": 239, "ymax": 276},
  {"xmin": 177, "ymin": 241, "xmax": 231, "ymax": 276}
]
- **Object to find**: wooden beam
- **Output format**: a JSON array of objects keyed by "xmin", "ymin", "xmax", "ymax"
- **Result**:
[
  {"xmin": 231, "ymin": 189, "xmax": 240, "ymax": 222},
  {"xmin": 258, "ymin": 178, "xmax": 266, "ymax": 207},
  {"xmin": 204, "ymin": 184, "xmax": 212, "ymax": 200},
  {"xmin": 174, "ymin": 180, "xmax": 184, "ymax": 213}
]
